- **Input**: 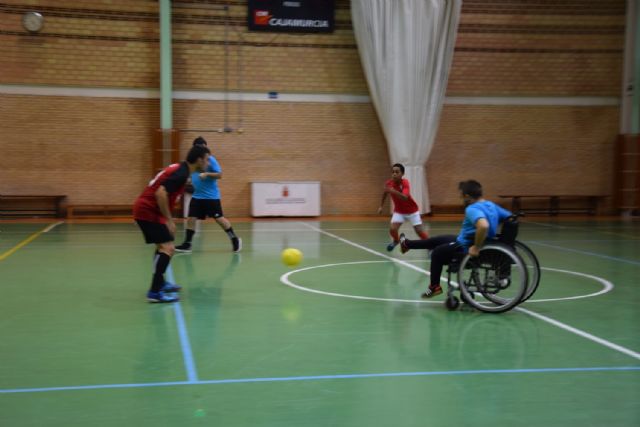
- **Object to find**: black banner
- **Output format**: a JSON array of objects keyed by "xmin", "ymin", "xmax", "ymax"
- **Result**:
[{"xmin": 248, "ymin": 0, "xmax": 335, "ymax": 33}]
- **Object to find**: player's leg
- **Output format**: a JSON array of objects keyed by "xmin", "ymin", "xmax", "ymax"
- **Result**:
[
  {"xmin": 212, "ymin": 200, "xmax": 241, "ymax": 252},
  {"xmin": 175, "ymin": 217, "xmax": 197, "ymax": 252},
  {"xmin": 148, "ymin": 241, "xmax": 180, "ymax": 302},
  {"xmin": 135, "ymin": 219, "xmax": 179, "ymax": 303},
  {"xmin": 214, "ymin": 216, "xmax": 242, "ymax": 252},
  {"xmin": 407, "ymin": 212, "xmax": 429, "ymax": 239},
  {"xmin": 400, "ymin": 234, "xmax": 456, "ymax": 252},
  {"xmin": 176, "ymin": 198, "xmax": 203, "ymax": 253},
  {"xmin": 421, "ymin": 241, "xmax": 460, "ymax": 298},
  {"xmin": 151, "ymin": 247, "xmax": 182, "ymax": 293},
  {"xmin": 387, "ymin": 213, "xmax": 404, "ymax": 251}
]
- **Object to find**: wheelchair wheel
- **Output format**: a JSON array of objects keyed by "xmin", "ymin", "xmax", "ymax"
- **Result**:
[
  {"xmin": 457, "ymin": 243, "xmax": 528, "ymax": 313},
  {"xmin": 514, "ymin": 240, "xmax": 541, "ymax": 302},
  {"xmin": 445, "ymin": 296, "xmax": 460, "ymax": 311}
]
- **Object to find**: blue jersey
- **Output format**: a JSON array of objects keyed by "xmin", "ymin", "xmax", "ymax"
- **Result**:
[
  {"xmin": 192, "ymin": 155, "xmax": 221, "ymax": 200},
  {"xmin": 456, "ymin": 200, "xmax": 511, "ymax": 248}
]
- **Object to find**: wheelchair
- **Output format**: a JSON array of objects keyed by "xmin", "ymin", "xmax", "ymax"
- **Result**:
[{"xmin": 442, "ymin": 214, "xmax": 541, "ymax": 313}]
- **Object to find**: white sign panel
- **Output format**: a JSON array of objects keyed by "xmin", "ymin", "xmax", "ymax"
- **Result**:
[{"xmin": 251, "ymin": 182, "xmax": 321, "ymax": 216}]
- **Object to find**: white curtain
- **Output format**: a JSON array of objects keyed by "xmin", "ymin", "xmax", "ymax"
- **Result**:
[{"xmin": 351, "ymin": 0, "xmax": 461, "ymax": 213}]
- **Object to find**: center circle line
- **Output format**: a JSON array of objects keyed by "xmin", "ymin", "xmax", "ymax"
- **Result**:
[{"xmin": 280, "ymin": 260, "xmax": 614, "ymax": 304}]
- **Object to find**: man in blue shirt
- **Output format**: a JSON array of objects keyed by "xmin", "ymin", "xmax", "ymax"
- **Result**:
[
  {"xmin": 400, "ymin": 180, "xmax": 511, "ymax": 298},
  {"xmin": 175, "ymin": 136, "xmax": 241, "ymax": 253}
]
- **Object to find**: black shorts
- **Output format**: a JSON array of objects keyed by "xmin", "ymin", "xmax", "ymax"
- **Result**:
[
  {"xmin": 135, "ymin": 219, "xmax": 174, "ymax": 244},
  {"xmin": 188, "ymin": 198, "xmax": 224, "ymax": 219}
]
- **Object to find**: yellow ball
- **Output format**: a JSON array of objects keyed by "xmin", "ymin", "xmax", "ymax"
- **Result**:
[{"xmin": 281, "ymin": 248, "xmax": 303, "ymax": 267}]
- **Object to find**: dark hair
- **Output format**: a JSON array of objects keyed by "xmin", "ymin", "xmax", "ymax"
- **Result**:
[
  {"xmin": 458, "ymin": 180, "xmax": 483, "ymax": 199},
  {"xmin": 392, "ymin": 163, "xmax": 405, "ymax": 174},
  {"xmin": 186, "ymin": 145, "xmax": 209, "ymax": 163},
  {"xmin": 193, "ymin": 136, "xmax": 207, "ymax": 146}
]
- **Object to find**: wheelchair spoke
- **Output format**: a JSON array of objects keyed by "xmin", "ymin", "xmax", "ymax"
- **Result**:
[{"xmin": 457, "ymin": 243, "xmax": 528, "ymax": 313}]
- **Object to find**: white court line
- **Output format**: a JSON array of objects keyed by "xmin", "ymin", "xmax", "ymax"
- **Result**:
[
  {"xmin": 516, "ymin": 307, "xmax": 640, "ymax": 360},
  {"xmin": 524, "ymin": 266, "xmax": 613, "ymax": 303},
  {"xmin": 281, "ymin": 261, "xmax": 613, "ymax": 304},
  {"xmin": 166, "ymin": 265, "xmax": 198, "ymax": 382},
  {"xmin": 529, "ymin": 241, "xmax": 640, "ymax": 266},
  {"xmin": 281, "ymin": 261, "xmax": 439, "ymax": 304},
  {"xmin": 43, "ymin": 221, "xmax": 64, "ymax": 233},
  {"xmin": 300, "ymin": 222, "xmax": 430, "ymax": 275},
  {"xmin": 301, "ymin": 222, "xmax": 640, "ymax": 362}
]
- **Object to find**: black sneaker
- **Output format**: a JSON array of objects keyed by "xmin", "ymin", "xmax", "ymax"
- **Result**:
[
  {"xmin": 399, "ymin": 233, "xmax": 409, "ymax": 254},
  {"xmin": 421, "ymin": 285, "xmax": 443, "ymax": 299},
  {"xmin": 386, "ymin": 241, "xmax": 398, "ymax": 252},
  {"xmin": 175, "ymin": 243, "xmax": 192, "ymax": 253},
  {"xmin": 232, "ymin": 237, "xmax": 242, "ymax": 253}
]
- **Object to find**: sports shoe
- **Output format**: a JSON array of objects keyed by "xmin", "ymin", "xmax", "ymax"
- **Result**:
[
  {"xmin": 147, "ymin": 291, "xmax": 180, "ymax": 303},
  {"xmin": 399, "ymin": 233, "xmax": 410, "ymax": 254},
  {"xmin": 498, "ymin": 277, "xmax": 510, "ymax": 288},
  {"xmin": 420, "ymin": 285, "xmax": 443, "ymax": 299},
  {"xmin": 386, "ymin": 241, "xmax": 398, "ymax": 252},
  {"xmin": 232, "ymin": 237, "xmax": 242, "ymax": 253},
  {"xmin": 175, "ymin": 242, "xmax": 192, "ymax": 253},
  {"xmin": 162, "ymin": 282, "xmax": 182, "ymax": 293}
]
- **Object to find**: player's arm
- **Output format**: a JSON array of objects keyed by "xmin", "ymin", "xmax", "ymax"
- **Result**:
[
  {"xmin": 385, "ymin": 187, "xmax": 409, "ymax": 200},
  {"xmin": 384, "ymin": 179, "xmax": 410, "ymax": 200},
  {"xmin": 200, "ymin": 171, "xmax": 222, "ymax": 180},
  {"xmin": 497, "ymin": 205, "xmax": 512, "ymax": 222},
  {"xmin": 200, "ymin": 157, "xmax": 222, "ymax": 180},
  {"xmin": 469, "ymin": 218, "xmax": 489, "ymax": 257},
  {"xmin": 158, "ymin": 166, "xmax": 188, "ymax": 235},
  {"xmin": 155, "ymin": 185, "xmax": 175, "ymax": 235},
  {"xmin": 400, "ymin": 184, "xmax": 411, "ymax": 200}
]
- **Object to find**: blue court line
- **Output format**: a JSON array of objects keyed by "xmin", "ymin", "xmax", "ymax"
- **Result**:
[
  {"xmin": 529, "ymin": 241, "xmax": 640, "ymax": 266},
  {"xmin": 1, "ymin": 366, "xmax": 638, "ymax": 394},
  {"xmin": 166, "ymin": 265, "xmax": 198, "ymax": 382}
]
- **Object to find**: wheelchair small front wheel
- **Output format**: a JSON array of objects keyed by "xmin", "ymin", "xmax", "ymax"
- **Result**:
[
  {"xmin": 457, "ymin": 243, "xmax": 528, "ymax": 313},
  {"xmin": 445, "ymin": 296, "xmax": 460, "ymax": 311}
]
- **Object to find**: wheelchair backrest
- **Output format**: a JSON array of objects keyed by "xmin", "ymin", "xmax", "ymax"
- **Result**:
[{"xmin": 497, "ymin": 215, "xmax": 519, "ymax": 245}]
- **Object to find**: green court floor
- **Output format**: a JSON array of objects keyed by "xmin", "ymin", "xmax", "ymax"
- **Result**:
[{"xmin": 0, "ymin": 218, "xmax": 638, "ymax": 426}]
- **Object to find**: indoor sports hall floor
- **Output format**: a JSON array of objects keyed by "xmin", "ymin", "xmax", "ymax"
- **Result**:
[{"xmin": 0, "ymin": 217, "xmax": 638, "ymax": 426}]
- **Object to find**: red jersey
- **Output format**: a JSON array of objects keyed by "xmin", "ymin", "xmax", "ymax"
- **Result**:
[
  {"xmin": 133, "ymin": 162, "xmax": 190, "ymax": 224},
  {"xmin": 386, "ymin": 178, "xmax": 419, "ymax": 214}
]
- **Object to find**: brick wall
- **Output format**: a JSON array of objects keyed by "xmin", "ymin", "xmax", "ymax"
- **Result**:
[
  {"xmin": 173, "ymin": 100, "xmax": 390, "ymax": 216},
  {"xmin": 0, "ymin": 94, "xmax": 159, "ymax": 204},
  {"xmin": 0, "ymin": 94, "xmax": 390, "ymax": 215},
  {"xmin": 429, "ymin": 104, "xmax": 619, "ymax": 206},
  {"xmin": 0, "ymin": 0, "xmax": 625, "ymax": 215}
]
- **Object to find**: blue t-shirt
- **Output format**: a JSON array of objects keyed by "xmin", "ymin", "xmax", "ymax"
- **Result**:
[
  {"xmin": 192, "ymin": 155, "xmax": 221, "ymax": 200},
  {"xmin": 456, "ymin": 200, "xmax": 512, "ymax": 248}
]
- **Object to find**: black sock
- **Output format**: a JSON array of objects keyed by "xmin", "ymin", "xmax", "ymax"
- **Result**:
[
  {"xmin": 185, "ymin": 229, "xmax": 195, "ymax": 244},
  {"xmin": 225, "ymin": 227, "xmax": 237, "ymax": 239},
  {"xmin": 151, "ymin": 252, "xmax": 171, "ymax": 292}
]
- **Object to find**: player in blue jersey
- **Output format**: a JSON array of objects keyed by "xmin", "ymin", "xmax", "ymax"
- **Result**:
[
  {"xmin": 175, "ymin": 136, "xmax": 241, "ymax": 253},
  {"xmin": 399, "ymin": 180, "xmax": 511, "ymax": 298}
]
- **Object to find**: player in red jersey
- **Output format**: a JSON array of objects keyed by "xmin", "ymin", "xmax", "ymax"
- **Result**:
[
  {"xmin": 377, "ymin": 163, "xmax": 429, "ymax": 251},
  {"xmin": 133, "ymin": 145, "xmax": 209, "ymax": 303}
]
